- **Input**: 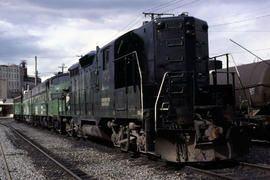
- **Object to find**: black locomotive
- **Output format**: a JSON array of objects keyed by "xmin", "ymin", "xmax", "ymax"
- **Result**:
[{"xmin": 15, "ymin": 14, "xmax": 249, "ymax": 162}]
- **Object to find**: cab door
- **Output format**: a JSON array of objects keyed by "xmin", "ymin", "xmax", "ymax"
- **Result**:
[
  {"xmin": 114, "ymin": 54, "xmax": 128, "ymax": 118},
  {"xmin": 114, "ymin": 52, "xmax": 141, "ymax": 119}
]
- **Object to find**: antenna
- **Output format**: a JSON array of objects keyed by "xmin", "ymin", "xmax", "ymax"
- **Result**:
[{"xmin": 142, "ymin": 12, "xmax": 174, "ymax": 20}]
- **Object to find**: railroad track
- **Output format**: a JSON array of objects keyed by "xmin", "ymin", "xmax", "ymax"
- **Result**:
[
  {"xmin": 0, "ymin": 122, "xmax": 92, "ymax": 180},
  {"xmin": 186, "ymin": 161, "xmax": 270, "ymax": 180},
  {"xmin": 3, "ymin": 119, "xmax": 270, "ymax": 180},
  {"xmin": 185, "ymin": 165, "xmax": 237, "ymax": 180},
  {"xmin": 0, "ymin": 143, "xmax": 12, "ymax": 180}
]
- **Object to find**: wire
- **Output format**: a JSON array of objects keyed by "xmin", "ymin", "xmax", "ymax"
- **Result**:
[
  {"xmin": 210, "ymin": 13, "xmax": 270, "ymax": 27},
  {"xmin": 0, "ymin": 56, "xmax": 77, "ymax": 59},
  {"xmin": 208, "ymin": 4, "xmax": 270, "ymax": 24},
  {"xmin": 165, "ymin": 0, "xmax": 202, "ymax": 12},
  {"xmin": 236, "ymin": 47, "xmax": 270, "ymax": 53},
  {"xmin": 102, "ymin": 15, "xmax": 144, "ymax": 46},
  {"xmin": 211, "ymin": 47, "xmax": 270, "ymax": 66},
  {"xmin": 210, "ymin": 31, "xmax": 270, "ymax": 33},
  {"xmin": 212, "ymin": 47, "xmax": 270, "ymax": 55},
  {"xmin": 107, "ymin": 0, "xmax": 201, "ymax": 44},
  {"xmin": 114, "ymin": 15, "xmax": 142, "ymax": 37},
  {"xmin": 229, "ymin": 39, "xmax": 270, "ymax": 66},
  {"xmin": 144, "ymin": 0, "xmax": 182, "ymax": 12},
  {"xmin": 147, "ymin": 0, "xmax": 187, "ymax": 13},
  {"xmin": 109, "ymin": 0, "xmax": 195, "ymax": 42}
]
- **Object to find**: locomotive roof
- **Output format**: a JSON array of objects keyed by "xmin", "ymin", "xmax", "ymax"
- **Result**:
[
  {"xmin": 85, "ymin": 50, "xmax": 96, "ymax": 56},
  {"xmin": 154, "ymin": 14, "xmax": 205, "ymax": 22},
  {"xmin": 68, "ymin": 62, "xmax": 80, "ymax": 71},
  {"xmin": 51, "ymin": 72, "xmax": 69, "ymax": 79}
]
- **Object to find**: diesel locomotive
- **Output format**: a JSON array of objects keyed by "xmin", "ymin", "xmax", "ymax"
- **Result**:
[{"xmin": 14, "ymin": 14, "xmax": 249, "ymax": 162}]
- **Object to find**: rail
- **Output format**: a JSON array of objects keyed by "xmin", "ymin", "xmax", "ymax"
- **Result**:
[
  {"xmin": 0, "ymin": 143, "xmax": 12, "ymax": 180},
  {"xmin": 185, "ymin": 165, "xmax": 237, "ymax": 180},
  {"xmin": 0, "ymin": 123, "xmax": 83, "ymax": 180},
  {"xmin": 239, "ymin": 162, "xmax": 270, "ymax": 171},
  {"xmin": 186, "ymin": 161, "xmax": 270, "ymax": 180}
]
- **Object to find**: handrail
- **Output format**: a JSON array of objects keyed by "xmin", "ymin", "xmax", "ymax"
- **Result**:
[
  {"xmin": 133, "ymin": 51, "xmax": 144, "ymax": 121},
  {"xmin": 154, "ymin": 72, "xmax": 169, "ymax": 132},
  {"xmin": 114, "ymin": 51, "xmax": 139, "ymax": 62}
]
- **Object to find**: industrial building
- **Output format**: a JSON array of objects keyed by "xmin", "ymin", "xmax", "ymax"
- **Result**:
[
  {"xmin": 0, "ymin": 64, "xmax": 22, "ymax": 99},
  {"xmin": 0, "ymin": 62, "xmax": 41, "ymax": 117}
]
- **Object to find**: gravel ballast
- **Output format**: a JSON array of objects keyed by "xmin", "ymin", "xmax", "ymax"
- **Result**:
[
  {"xmin": 2, "ymin": 118, "xmax": 270, "ymax": 180},
  {"xmin": 0, "ymin": 120, "xmax": 46, "ymax": 180},
  {"xmin": 2, "ymin": 119, "xmax": 202, "ymax": 180}
]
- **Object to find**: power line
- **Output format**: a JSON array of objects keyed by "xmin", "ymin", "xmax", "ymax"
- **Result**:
[
  {"xmin": 208, "ymin": 4, "xmax": 270, "ymax": 24},
  {"xmin": 210, "ymin": 13, "xmax": 270, "ymax": 27},
  {"xmin": 106, "ymin": 0, "xmax": 201, "ymax": 45},
  {"xmin": 114, "ymin": 0, "xmax": 179, "ymax": 32},
  {"xmin": 229, "ymin": 39, "xmax": 270, "ymax": 66},
  {"xmin": 110, "ymin": 0, "xmax": 197, "ymax": 42},
  {"xmin": 146, "ymin": 0, "xmax": 186, "ymax": 13},
  {"xmin": 144, "ymin": 0, "xmax": 181, "ymax": 12},
  {"xmin": 112, "ymin": 15, "xmax": 142, "ymax": 38},
  {"xmin": 211, "ymin": 47, "xmax": 270, "ymax": 56},
  {"xmin": 0, "ymin": 55, "xmax": 77, "ymax": 59},
  {"xmin": 210, "ymin": 31, "xmax": 270, "ymax": 33},
  {"xmin": 101, "ymin": 15, "xmax": 144, "ymax": 46},
  {"xmin": 165, "ymin": 0, "xmax": 202, "ymax": 12}
]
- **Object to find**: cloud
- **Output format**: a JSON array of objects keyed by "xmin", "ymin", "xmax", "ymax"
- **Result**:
[
  {"xmin": 0, "ymin": 20, "xmax": 45, "ymax": 65},
  {"xmin": 1, "ymin": 0, "xmax": 270, "ymax": 80},
  {"xmin": 24, "ymin": 0, "xmax": 156, "ymax": 10}
]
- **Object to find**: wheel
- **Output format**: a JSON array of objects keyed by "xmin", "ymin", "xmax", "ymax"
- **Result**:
[
  {"xmin": 111, "ymin": 131, "xmax": 120, "ymax": 147},
  {"xmin": 120, "ymin": 126, "xmax": 130, "ymax": 152},
  {"xmin": 65, "ymin": 121, "xmax": 74, "ymax": 137}
]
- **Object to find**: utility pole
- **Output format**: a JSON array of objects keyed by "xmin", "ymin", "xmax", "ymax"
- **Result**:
[
  {"xmin": 143, "ymin": 12, "xmax": 174, "ymax": 20},
  {"xmin": 35, "ymin": 56, "xmax": 38, "ymax": 86},
  {"xmin": 58, "ymin": 63, "xmax": 67, "ymax": 73}
]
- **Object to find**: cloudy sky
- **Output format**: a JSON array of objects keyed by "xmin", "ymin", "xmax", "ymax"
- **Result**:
[{"xmin": 1, "ymin": 0, "xmax": 270, "ymax": 80}]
